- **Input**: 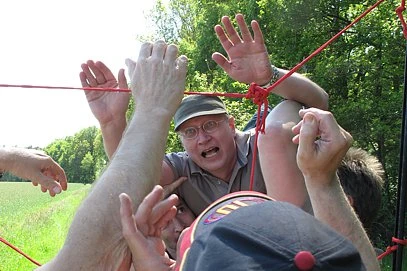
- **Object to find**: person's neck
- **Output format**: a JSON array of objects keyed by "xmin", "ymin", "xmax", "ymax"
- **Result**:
[{"xmin": 210, "ymin": 152, "xmax": 237, "ymax": 183}]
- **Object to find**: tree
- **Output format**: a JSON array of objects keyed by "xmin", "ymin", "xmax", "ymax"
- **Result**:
[{"xmin": 146, "ymin": 0, "xmax": 403, "ymax": 250}]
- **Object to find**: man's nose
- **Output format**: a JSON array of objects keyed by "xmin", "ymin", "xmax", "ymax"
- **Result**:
[
  {"xmin": 196, "ymin": 128, "xmax": 211, "ymax": 143},
  {"xmin": 173, "ymin": 218, "xmax": 185, "ymax": 233}
]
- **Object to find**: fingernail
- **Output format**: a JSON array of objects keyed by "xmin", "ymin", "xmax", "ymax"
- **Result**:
[{"xmin": 53, "ymin": 186, "xmax": 61, "ymax": 194}]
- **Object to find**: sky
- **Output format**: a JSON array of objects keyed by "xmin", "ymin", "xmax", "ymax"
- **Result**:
[{"xmin": 0, "ymin": 0, "xmax": 159, "ymax": 148}]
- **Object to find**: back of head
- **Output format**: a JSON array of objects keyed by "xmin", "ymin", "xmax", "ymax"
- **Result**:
[
  {"xmin": 177, "ymin": 192, "xmax": 365, "ymax": 271},
  {"xmin": 337, "ymin": 147, "xmax": 384, "ymax": 229}
]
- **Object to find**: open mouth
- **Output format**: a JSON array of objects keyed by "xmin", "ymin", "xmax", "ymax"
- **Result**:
[{"xmin": 202, "ymin": 147, "xmax": 219, "ymax": 158}]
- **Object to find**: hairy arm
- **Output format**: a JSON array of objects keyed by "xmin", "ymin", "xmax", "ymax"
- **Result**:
[
  {"xmin": 38, "ymin": 41, "xmax": 187, "ymax": 271},
  {"xmin": 294, "ymin": 108, "xmax": 380, "ymax": 271}
]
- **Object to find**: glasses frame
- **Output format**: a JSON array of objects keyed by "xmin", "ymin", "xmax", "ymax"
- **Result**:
[{"xmin": 178, "ymin": 118, "xmax": 229, "ymax": 140}]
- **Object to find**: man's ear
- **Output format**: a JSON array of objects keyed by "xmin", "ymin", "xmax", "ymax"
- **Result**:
[
  {"xmin": 346, "ymin": 194, "xmax": 354, "ymax": 207},
  {"xmin": 228, "ymin": 116, "xmax": 236, "ymax": 133}
]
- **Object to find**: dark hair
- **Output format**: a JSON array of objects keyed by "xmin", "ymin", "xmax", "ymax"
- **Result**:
[{"xmin": 337, "ymin": 147, "xmax": 384, "ymax": 230}]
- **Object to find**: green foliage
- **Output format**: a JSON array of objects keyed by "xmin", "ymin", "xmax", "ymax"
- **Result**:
[
  {"xmin": 44, "ymin": 126, "xmax": 104, "ymax": 184},
  {"xmin": 147, "ymin": 0, "xmax": 404, "ymax": 256}
]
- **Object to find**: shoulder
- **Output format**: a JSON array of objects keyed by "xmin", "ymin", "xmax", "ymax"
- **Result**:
[
  {"xmin": 164, "ymin": 151, "xmax": 189, "ymax": 165},
  {"xmin": 235, "ymin": 130, "xmax": 255, "ymax": 148}
]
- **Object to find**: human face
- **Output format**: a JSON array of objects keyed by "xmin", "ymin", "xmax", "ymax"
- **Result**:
[
  {"xmin": 178, "ymin": 114, "xmax": 237, "ymax": 181},
  {"xmin": 162, "ymin": 199, "xmax": 195, "ymax": 259}
]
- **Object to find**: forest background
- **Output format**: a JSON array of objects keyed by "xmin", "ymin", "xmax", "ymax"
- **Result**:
[{"xmin": 2, "ymin": 0, "xmax": 405, "ymax": 252}]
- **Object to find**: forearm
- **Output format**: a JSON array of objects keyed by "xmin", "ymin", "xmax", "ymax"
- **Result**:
[
  {"xmin": 0, "ymin": 148, "xmax": 13, "ymax": 172},
  {"xmin": 100, "ymin": 117, "xmax": 127, "ymax": 159},
  {"xmin": 42, "ymin": 110, "xmax": 173, "ymax": 270},
  {"xmin": 307, "ymin": 176, "xmax": 380, "ymax": 271},
  {"xmin": 259, "ymin": 101, "xmax": 310, "ymax": 211},
  {"xmin": 271, "ymin": 69, "xmax": 329, "ymax": 110}
]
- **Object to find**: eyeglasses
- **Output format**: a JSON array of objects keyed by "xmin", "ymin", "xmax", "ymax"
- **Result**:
[{"xmin": 178, "ymin": 118, "xmax": 228, "ymax": 140}]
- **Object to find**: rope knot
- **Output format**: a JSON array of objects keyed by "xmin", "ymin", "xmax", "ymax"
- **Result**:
[
  {"xmin": 245, "ymin": 83, "xmax": 270, "ymax": 135},
  {"xmin": 246, "ymin": 83, "xmax": 269, "ymax": 106}
]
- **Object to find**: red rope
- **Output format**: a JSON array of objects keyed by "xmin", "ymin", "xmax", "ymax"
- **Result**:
[
  {"xmin": 396, "ymin": 0, "xmax": 407, "ymax": 39},
  {"xmin": 0, "ymin": 84, "xmax": 130, "ymax": 92},
  {"xmin": 377, "ymin": 237, "xmax": 407, "ymax": 260},
  {"xmin": 0, "ymin": 0, "xmax": 387, "ymax": 192},
  {"xmin": 0, "ymin": 236, "xmax": 41, "ymax": 266}
]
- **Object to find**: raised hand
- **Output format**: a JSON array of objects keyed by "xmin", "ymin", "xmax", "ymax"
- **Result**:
[
  {"xmin": 127, "ymin": 41, "xmax": 188, "ymax": 116},
  {"xmin": 120, "ymin": 186, "xmax": 178, "ymax": 271},
  {"xmin": 292, "ymin": 108, "xmax": 353, "ymax": 185},
  {"xmin": 212, "ymin": 14, "xmax": 272, "ymax": 85},
  {"xmin": 291, "ymin": 109, "xmax": 380, "ymax": 271},
  {"xmin": 80, "ymin": 60, "xmax": 130, "ymax": 126},
  {"xmin": 1, "ymin": 148, "xmax": 67, "ymax": 196}
]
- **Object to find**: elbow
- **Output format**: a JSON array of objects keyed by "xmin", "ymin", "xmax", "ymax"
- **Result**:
[{"xmin": 319, "ymin": 90, "xmax": 329, "ymax": 111}]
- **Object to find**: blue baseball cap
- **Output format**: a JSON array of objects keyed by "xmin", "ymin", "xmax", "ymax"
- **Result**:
[{"xmin": 176, "ymin": 191, "xmax": 365, "ymax": 271}]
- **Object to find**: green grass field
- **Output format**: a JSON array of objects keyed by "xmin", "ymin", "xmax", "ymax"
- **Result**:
[{"xmin": 0, "ymin": 182, "xmax": 91, "ymax": 271}]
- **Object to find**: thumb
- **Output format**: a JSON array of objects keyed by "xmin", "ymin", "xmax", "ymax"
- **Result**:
[
  {"xmin": 125, "ymin": 58, "xmax": 137, "ymax": 78},
  {"xmin": 298, "ymin": 113, "xmax": 319, "ymax": 157},
  {"xmin": 125, "ymin": 58, "xmax": 137, "ymax": 91},
  {"xmin": 37, "ymin": 174, "xmax": 62, "ymax": 196}
]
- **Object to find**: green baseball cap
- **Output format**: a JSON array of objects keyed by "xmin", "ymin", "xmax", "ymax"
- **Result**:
[{"xmin": 174, "ymin": 95, "xmax": 227, "ymax": 131}]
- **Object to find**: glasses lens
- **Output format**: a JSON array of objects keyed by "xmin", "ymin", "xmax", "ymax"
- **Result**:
[
  {"xmin": 203, "ymin": 120, "xmax": 219, "ymax": 133},
  {"xmin": 183, "ymin": 127, "xmax": 197, "ymax": 139}
]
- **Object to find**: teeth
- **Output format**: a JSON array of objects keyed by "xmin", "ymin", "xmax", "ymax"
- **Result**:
[{"xmin": 202, "ymin": 147, "xmax": 219, "ymax": 158}]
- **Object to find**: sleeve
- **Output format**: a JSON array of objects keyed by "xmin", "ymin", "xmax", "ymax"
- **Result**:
[{"xmin": 163, "ymin": 152, "xmax": 189, "ymax": 181}]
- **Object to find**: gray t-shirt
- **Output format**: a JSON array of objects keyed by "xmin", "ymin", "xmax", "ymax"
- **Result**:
[{"xmin": 164, "ymin": 130, "xmax": 266, "ymax": 215}]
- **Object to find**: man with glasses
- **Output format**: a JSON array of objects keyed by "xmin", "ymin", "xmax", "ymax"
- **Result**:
[
  {"xmin": 80, "ymin": 14, "xmax": 328, "ymax": 215},
  {"xmin": 165, "ymin": 94, "xmax": 268, "ymax": 215}
]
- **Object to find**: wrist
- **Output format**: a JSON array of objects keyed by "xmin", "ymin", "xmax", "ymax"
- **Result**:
[
  {"xmin": 303, "ymin": 172, "xmax": 340, "ymax": 192},
  {"xmin": 100, "ymin": 117, "xmax": 127, "ymax": 131},
  {"xmin": 260, "ymin": 65, "xmax": 280, "ymax": 88}
]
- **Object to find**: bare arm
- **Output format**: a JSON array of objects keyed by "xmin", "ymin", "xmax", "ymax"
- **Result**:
[
  {"xmin": 258, "ymin": 100, "xmax": 311, "ymax": 211},
  {"xmin": 80, "ymin": 60, "xmax": 130, "ymax": 159},
  {"xmin": 293, "ymin": 108, "xmax": 380, "ymax": 271},
  {"xmin": 212, "ymin": 14, "xmax": 328, "ymax": 109},
  {"xmin": 0, "ymin": 147, "xmax": 67, "ymax": 196},
  {"xmin": 80, "ymin": 61, "xmax": 176, "ymax": 187},
  {"xmin": 37, "ymin": 41, "xmax": 188, "ymax": 271}
]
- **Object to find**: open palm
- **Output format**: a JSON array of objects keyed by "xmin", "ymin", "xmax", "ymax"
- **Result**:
[
  {"xmin": 212, "ymin": 14, "xmax": 272, "ymax": 85},
  {"xmin": 79, "ymin": 60, "xmax": 130, "ymax": 125}
]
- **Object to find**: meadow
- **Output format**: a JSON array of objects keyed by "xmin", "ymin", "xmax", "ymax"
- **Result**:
[{"xmin": 0, "ymin": 182, "xmax": 91, "ymax": 271}]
